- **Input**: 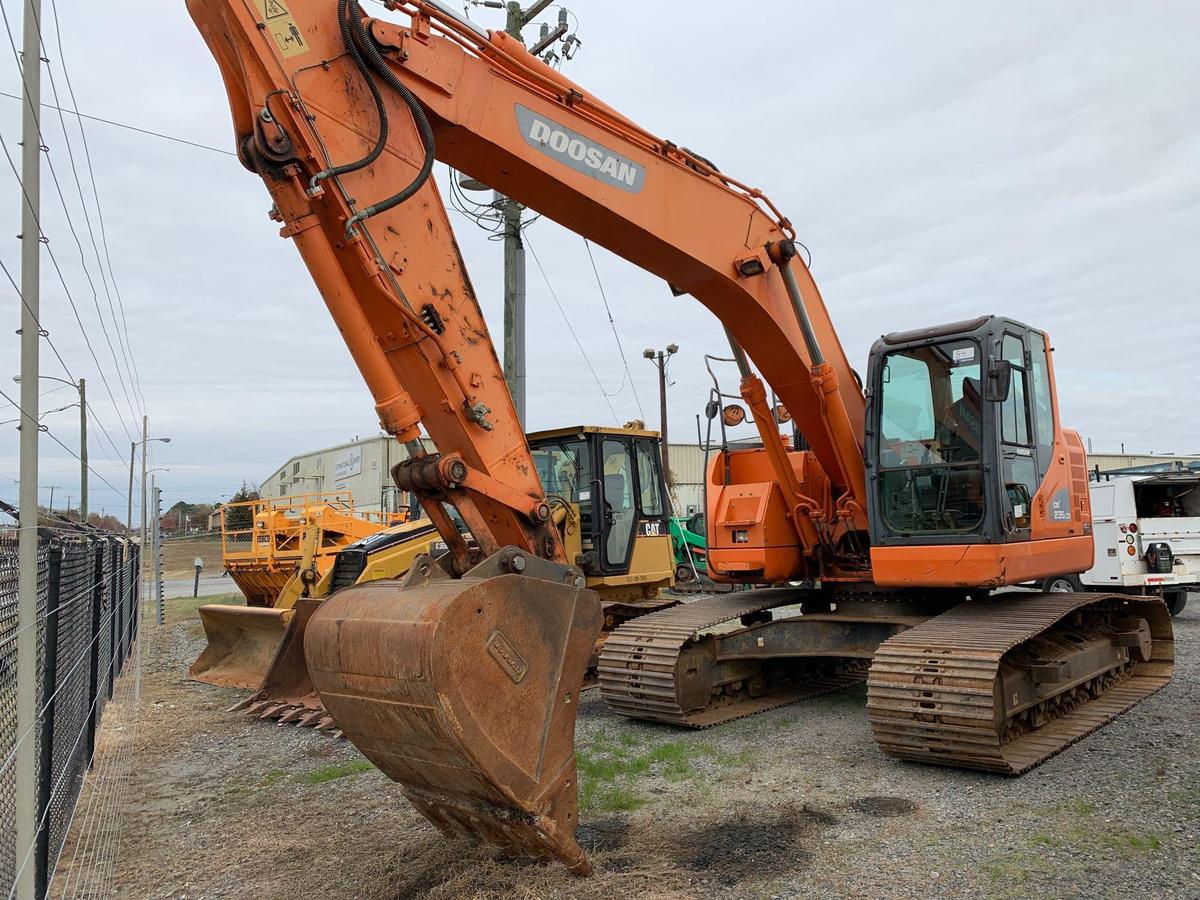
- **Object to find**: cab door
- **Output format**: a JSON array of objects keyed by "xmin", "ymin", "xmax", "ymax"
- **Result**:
[
  {"xmin": 599, "ymin": 437, "xmax": 638, "ymax": 573},
  {"xmin": 997, "ymin": 330, "xmax": 1039, "ymax": 538}
]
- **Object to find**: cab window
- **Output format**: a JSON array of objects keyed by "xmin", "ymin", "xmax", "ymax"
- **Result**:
[
  {"xmin": 877, "ymin": 339, "xmax": 985, "ymax": 534},
  {"xmin": 635, "ymin": 440, "xmax": 663, "ymax": 518},
  {"xmin": 1028, "ymin": 333, "xmax": 1055, "ymax": 478},
  {"xmin": 1000, "ymin": 334, "xmax": 1032, "ymax": 447}
]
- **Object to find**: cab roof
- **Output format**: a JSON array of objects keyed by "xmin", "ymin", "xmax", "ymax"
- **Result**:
[{"xmin": 527, "ymin": 424, "xmax": 660, "ymax": 442}]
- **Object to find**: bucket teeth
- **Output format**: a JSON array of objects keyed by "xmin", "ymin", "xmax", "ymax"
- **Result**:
[
  {"xmin": 297, "ymin": 710, "xmax": 324, "ymax": 728},
  {"xmin": 227, "ymin": 690, "xmax": 264, "ymax": 713},
  {"xmin": 278, "ymin": 705, "xmax": 307, "ymax": 724},
  {"xmin": 258, "ymin": 703, "xmax": 287, "ymax": 719}
]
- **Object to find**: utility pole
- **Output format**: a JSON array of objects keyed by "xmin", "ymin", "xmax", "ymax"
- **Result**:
[
  {"xmin": 78, "ymin": 376, "xmax": 87, "ymax": 522},
  {"xmin": 46, "ymin": 484, "xmax": 54, "ymax": 514},
  {"xmin": 501, "ymin": 1, "xmax": 529, "ymax": 426},
  {"xmin": 474, "ymin": 0, "xmax": 570, "ymax": 427},
  {"xmin": 14, "ymin": 0, "xmax": 43, "ymax": 894},
  {"xmin": 643, "ymin": 344, "xmax": 679, "ymax": 477}
]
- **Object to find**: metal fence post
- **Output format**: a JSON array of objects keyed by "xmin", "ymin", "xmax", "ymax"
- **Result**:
[
  {"xmin": 34, "ymin": 540, "xmax": 62, "ymax": 900},
  {"xmin": 85, "ymin": 538, "xmax": 104, "ymax": 767},
  {"xmin": 107, "ymin": 542, "xmax": 117, "ymax": 699},
  {"xmin": 153, "ymin": 486, "xmax": 163, "ymax": 625}
]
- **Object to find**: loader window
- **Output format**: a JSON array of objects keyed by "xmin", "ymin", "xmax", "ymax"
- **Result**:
[
  {"xmin": 635, "ymin": 440, "xmax": 664, "ymax": 518},
  {"xmin": 877, "ymin": 340, "xmax": 985, "ymax": 535},
  {"xmin": 530, "ymin": 439, "xmax": 590, "ymax": 504},
  {"xmin": 602, "ymin": 439, "xmax": 637, "ymax": 569}
]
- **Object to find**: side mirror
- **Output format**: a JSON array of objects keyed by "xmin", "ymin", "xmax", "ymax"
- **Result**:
[
  {"xmin": 985, "ymin": 359, "xmax": 1013, "ymax": 403},
  {"xmin": 704, "ymin": 399, "xmax": 721, "ymax": 421}
]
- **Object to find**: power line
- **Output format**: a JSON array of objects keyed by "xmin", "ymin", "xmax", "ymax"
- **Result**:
[
  {"xmin": 0, "ymin": 91, "xmax": 235, "ymax": 156},
  {"xmin": 0, "ymin": 4, "xmax": 143, "ymax": 429},
  {"xmin": 46, "ymin": 0, "xmax": 147, "ymax": 413},
  {"xmin": 524, "ymin": 234, "xmax": 622, "ymax": 426},
  {"xmin": 0, "ymin": 129, "xmax": 136, "ymax": 443},
  {"xmin": 0, "ymin": 120, "xmax": 136, "ymax": 446},
  {"xmin": 0, "ymin": 385, "xmax": 129, "ymax": 501},
  {"xmin": 583, "ymin": 238, "xmax": 646, "ymax": 419}
]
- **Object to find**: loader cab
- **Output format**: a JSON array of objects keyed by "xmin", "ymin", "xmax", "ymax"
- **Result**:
[
  {"xmin": 864, "ymin": 315, "xmax": 1093, "ymax": 586},
  {"xmin": 528, "ymin": 426, "xmax": 672, "ymax": 582}
]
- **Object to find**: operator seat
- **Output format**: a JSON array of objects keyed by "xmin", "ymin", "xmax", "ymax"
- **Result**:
[{"xmin": 942, "ymin": 376, "xmax": 982, "ymax": 459}]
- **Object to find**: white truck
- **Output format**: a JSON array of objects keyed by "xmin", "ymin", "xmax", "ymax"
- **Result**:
[{"xmin": 1037, "ymin": 472, "xmax": 1198, "ymax": 616}]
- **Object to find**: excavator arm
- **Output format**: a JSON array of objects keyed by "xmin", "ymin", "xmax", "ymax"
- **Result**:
[
  {"xmin": 189, "ymin": 0, "xmax": 870, "ymax": 570},
  {"xmin": 188, "ymin": 0, "xmax": 871, "ymax": 874}
]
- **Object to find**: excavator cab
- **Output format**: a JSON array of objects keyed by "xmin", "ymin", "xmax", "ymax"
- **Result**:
[
  {"xmin": 527, "ymin": 426, "xmax": 674, "ymax": 597},
  {"xmin": 865, "ymin": 315, "xmax": 1094, "ymax": 587}
]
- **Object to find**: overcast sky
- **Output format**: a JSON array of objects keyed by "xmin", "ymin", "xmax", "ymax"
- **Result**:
[{"xmin": 0, "ymin": 1, "xmax": 1197, "ymax": 518}]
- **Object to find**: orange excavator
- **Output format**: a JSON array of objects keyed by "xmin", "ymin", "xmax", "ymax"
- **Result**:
[{"xmin": 188, "ymin": 0, "xmax": 1174, "ymax": 875}]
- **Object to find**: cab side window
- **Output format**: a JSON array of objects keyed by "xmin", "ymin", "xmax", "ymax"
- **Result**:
[
  {"xmin": 1028, "ymin": 333, "xmax": 1055, "ymax": 479},
  {"xmin": 635, "ymin": 440, "xmax": 664, "ymax": 518},
  {"xmin": 1000, "ymin": 334, "xmax": 1032, "ymax": 447}
]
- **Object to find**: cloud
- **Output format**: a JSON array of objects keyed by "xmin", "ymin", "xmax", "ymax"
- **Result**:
[{"xmin": 1, "ymin": 0, "xmax": 1196, "ymax": 515}]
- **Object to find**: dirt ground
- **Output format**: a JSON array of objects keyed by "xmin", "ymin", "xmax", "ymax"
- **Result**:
[{"xmin": 53, "ymin": 593, "xmax": 1200, "ymax": 899}]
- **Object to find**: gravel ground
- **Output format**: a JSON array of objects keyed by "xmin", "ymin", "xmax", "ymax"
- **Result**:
[{"xmin": 53, "ymin": 595, "xmax": 1199, "ymax": 899}]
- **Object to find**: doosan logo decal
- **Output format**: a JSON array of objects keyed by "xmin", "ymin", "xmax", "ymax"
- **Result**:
[{"xmin": 515, "ymin": 104, "xmax": 645, "ymax": 193}]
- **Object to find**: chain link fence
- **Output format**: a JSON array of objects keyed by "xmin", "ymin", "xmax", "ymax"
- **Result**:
[{"xmin": 0, "ymin": 523, "xmax": 140, "ymax": 897}]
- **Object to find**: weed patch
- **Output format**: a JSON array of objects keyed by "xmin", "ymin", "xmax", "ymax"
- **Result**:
[{"xmin": 300, "ymin": 761, "xmax": 373, "ymax": 785}]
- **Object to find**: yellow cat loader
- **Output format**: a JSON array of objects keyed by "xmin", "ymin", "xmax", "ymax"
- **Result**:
[{"xmin": 228, "ymin": 425, "xmax": 679, "ymax": 731}]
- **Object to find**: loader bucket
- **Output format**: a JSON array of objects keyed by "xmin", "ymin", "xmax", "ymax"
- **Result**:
[
  {"xmin": 305, "ymin": 550, "xmax": 602, "ymax": 874},
  {"xmin": 188, "ymin": 605, "xmax": 294, "ymax": 690}
]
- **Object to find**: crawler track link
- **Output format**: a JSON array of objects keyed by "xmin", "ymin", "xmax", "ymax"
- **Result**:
[
  {"xmin": 867, "ymin": 592, "xmax": 1173, "ymax": 774},
  {"xmin": 598, "ymin": 592, "xmax": 865, "ymax": 728}
]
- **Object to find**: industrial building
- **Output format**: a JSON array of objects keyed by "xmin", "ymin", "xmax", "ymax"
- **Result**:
[
  {"xmin": 259, "ymin": 433, "xmax": 712, "ymax": 514},
  {"xmin": 258, "ymin": 436, "xmax": 1199, "ymax": 515}
]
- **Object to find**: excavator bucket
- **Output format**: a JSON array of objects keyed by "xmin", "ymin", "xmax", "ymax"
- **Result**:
[
  {"xmin": 231, "ymin": 598, "xmax": 333, "ymax": 730},
  {"xmin": 188, "ymin": 605, "xmax": 294, "ymax": 690},
  {"xmin": 305, "ymin": 549, "xmax": 602, "ymax": 874}
]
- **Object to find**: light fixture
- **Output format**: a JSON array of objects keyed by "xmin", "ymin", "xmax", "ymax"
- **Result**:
[{"xmin": 722, "ymin": 404, "xmax": 746, "ymax": 427}]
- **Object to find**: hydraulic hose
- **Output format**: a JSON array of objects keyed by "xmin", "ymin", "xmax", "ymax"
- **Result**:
[
  {"xmin": 309, "ymin": 0, "xmax": 390, "ymax": 189},
  {"xmin": 344, "ymin": 0, "xmax": 437, "ymax": 234}
]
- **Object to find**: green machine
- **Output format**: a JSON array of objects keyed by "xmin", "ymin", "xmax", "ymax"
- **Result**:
[{"xmin": 669, "ymin": 512, "xmax": 707, "ymax": 582}]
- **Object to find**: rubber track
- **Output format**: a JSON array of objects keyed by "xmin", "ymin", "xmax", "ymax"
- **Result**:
[
  {"xmin": 866, "ymin": 592, "xmax": 1173, "ymax": 774},
  {"xmin": 598, "ymin": 592, "xmax": 864, "ymax": 728}
]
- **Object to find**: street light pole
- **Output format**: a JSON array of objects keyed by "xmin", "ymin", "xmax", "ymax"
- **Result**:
[
  {"xmin": 12, "ymin": 374, "xmax": 85, "ymax": 524},
  {"xmin": 643, "ymin": 344, "xmax": 679, "ymax": 477}
]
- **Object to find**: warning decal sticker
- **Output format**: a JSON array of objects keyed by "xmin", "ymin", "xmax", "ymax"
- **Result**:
[{"xmin": 255, "ymin": 0, "xmax": 309, "ymax": 59}]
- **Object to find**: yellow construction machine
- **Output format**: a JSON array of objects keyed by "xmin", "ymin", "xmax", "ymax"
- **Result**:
[
  {"xmin": 188, "ymin": 491, "xmax": 408, "ymax": 689},
  {"xmin": 224, "ymin": 425, "xmax": 678, "ymax": 731}
]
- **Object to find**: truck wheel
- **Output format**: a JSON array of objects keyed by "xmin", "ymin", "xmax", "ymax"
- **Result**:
[
  {"xmin": 1163, "ymin": 590, "xmax": 1188, "ymax": 617},
  {"xmin": 1041, "ymin": 575, "xmax": 1082, "ymax": 593}
]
